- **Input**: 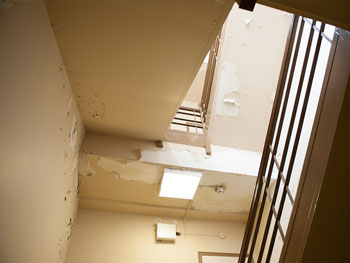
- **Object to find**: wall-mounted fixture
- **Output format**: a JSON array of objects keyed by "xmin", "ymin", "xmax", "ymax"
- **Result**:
[
  {"xmin": 159, "ymin": 168, "xmax": 202, "ymax": 199},
  {"xmin": 215, "ymin": 185, "xmax": 225, "ymax": 193},
  {"xmin": 199, "ymin": 184, "xmax": 226, "ymax": 193},
  {"xmin": 156, "ymin": 222, "xmax": 177, "ymax": 242}
]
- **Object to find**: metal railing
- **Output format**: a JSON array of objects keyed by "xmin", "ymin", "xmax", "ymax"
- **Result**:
[
  {"xmin": 200, "ymin": 33, "xmax": 220, "ymax": 124},
  {"xmin": 170, "ymin": 106, "xmax": 203, "ymax": 134}
]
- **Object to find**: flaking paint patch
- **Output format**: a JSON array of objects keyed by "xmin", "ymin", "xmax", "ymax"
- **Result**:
[
  {"xmin": 134, "ymin": 148, "xmax": 142, "ymax": 160},
  {"xmin": 97, "ymin": 157, "xmax": 162, "ymax": 184},
  {"xmin": 78, "ymin": 153, "xmax": 96, "ymax": 177},
  {"xmin": 140, "ymin": 143, "xmax": 261, "ymax": 177},
  {"xmin": 70, "ymin": 115, "xmax": 78, "ymax": 152},
  {"xmin": 222, "ymin": 92, "xmax": 241, "ymax": 116},
  {"xmin": 215, "ymin": 61, "xmax": 242, "ymax": 117},
  {"xmin": 71, "ymin": 153, "xmax": 78, "ymax": 174}
]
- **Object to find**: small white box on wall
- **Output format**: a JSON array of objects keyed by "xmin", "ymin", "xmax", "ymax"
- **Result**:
[{"xmin": 156, "ymin": 223, "xmax": 176, "ymax": 242}]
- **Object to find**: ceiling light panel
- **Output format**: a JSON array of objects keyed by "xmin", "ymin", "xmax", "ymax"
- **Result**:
[{"xmin": 159, "ymin": 168, "xmax": 202, "ymax": 200}]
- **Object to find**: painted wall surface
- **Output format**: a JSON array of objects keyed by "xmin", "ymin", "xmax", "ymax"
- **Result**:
[
  {"xmin": 208, "ymin": 4, "xmax": 291, "ymax": 152},
  {"xmin": 66, "ymin": 210, "xmax": 246, "ymax": 263},
  {"xmin": 0, "ymin": 2, "xmax": 84, "ymax": 262}
]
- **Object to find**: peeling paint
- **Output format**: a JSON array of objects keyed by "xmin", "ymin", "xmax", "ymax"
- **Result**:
[
  {"xmin": 134, "ymin": 148, "xmax": 142, "ymax": 160},
  {"xmin": 77, "ymin": 93, "xmax": 107, "ymax": 120},
  {"xmin": 140, "ymin": 143, "xmax": 261, "ymax": 177},
  {"xmin": 65, "ymin": 218, "xmax": 74, "ymax": 241},
  {"xmin": 97, "ymin": 157, "xmax": 162, "ymax": 184},
  {"xmin": 71, "ymin": 153, "xmax": 78, "ymax": 174},
  {"xmin": 70, "ymin": 115, "xmax": 78, "ymax": 152},
  {"xmin": 215, "ymin": 61, "xmax": 242, "ymax": 117},
  {"xmin": 78, "ymin": 154, "xmax": 96, "ymax": 177}
]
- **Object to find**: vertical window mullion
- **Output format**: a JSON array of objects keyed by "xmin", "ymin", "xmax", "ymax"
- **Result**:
[{"xmin": 265, "ymin": 22, "xmax": 326, "ymax": 262}]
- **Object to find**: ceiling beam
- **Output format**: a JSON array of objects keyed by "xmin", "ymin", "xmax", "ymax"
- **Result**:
[{"xmin": 236, "ymin": 0, "xmax": 257, "ymax": 11}]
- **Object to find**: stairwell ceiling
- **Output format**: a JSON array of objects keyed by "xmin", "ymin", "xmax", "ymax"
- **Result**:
[{"xmin": 45, "ymin": 0, "xmax": 234, "ymax": 140}]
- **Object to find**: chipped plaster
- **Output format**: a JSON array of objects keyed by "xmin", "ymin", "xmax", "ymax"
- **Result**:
[
  {"xmin": 97, "ymin": 157, "xmax": 163, "ymax": 184},
  {"xmin": 215, "ymin": 61, "xmax": 242, "ymax": 117},
  {"xmin": 78, "ymin": 154, "xmax": 96, "ymax": 177},
  {"xmin": 78, "ymin": 153, "xmax": 257, "ymax": 219},
  {"xmin": 140, "ymin": 143, "xmax": 262, "ymax": 177},
  {"xmin": 206, "ymin": 4, "xmax": 291, "ymax": 151},
  {"xmin": 0, "ymin": 3, "xmax": 85, "ymax": 262}
]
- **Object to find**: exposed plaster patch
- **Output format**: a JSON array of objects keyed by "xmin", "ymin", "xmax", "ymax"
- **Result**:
[
  {"xmin": 71, "ymin": 153, "xmax": 78, "ymax": 174},
  {"xmin": 76, "ymin": 93, "xmax": 107, "ymax": 120},
  {"xmin": 78, "ymin": 154, "xmax": 96, "ymax": 177},
  {"xmin": 58, "ymin": 217, "xmax": 75, "ymax": 260},
  {"xmin": 70, "ymin": 115, "xmax": 78, "ymax": 152},
  {"xmin": 134, "ymin": 148, "xmax": 142, "ymax": 160},
  {"xmin": 97, "ymin": 157, "xmax": 162, "ymax": 184},
  {"xmin": 215, "ymin": 61, "xmax": 243, "ymax": 117},
  {"xmin": 65, "ymin": 218, "xmax": 74, "ymax": 242},
  {"xmin": 222, "ymin": 92, "xmax": 241, "ymax": 116}
]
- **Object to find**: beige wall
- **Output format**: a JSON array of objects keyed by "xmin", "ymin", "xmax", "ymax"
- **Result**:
[
  {"xmin": 208, "ymin": 4, "xmax": 291, "ymax": 152},
  {"xmin": 184, "ymin": 62, "xmax": 208, "ymax": 105},
  {"xmin": 0, "ymin": 2, "xmax": 84, "ymax": 262},
  {"xmin": 66, "ymin": 209, "xmax": 246, "ymax": 263}
]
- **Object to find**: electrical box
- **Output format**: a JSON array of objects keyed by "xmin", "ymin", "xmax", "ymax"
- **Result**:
[{"xmin": 156, "ymin": 223, "xmax": 176, "ymax": 242}]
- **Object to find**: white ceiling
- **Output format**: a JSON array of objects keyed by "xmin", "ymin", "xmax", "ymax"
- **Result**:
[{"xmin": 78, "ymin": 153, "xmax": 257, "ymax": 222}]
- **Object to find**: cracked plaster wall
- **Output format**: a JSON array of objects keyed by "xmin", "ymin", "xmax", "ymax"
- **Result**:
[{"xmin": 0, "ymin": 2, "xmax": 84, "ymax": 262}]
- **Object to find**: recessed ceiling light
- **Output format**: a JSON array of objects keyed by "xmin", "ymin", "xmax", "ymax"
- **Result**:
[{"xmin": 159, "ymin": 168, "xmax": 202, "ymax": 200}]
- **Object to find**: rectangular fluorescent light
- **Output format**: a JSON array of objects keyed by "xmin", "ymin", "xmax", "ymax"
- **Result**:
[{"xmin": 159, "ymin": 168, "xmax": 202, "ymax": 200}]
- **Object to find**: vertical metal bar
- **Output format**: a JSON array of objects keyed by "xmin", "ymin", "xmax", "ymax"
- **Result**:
[
  {"xmin": 257, "ymin": 19, "xmax": 317, "ymax": 263},
  {"xmin": 201, "ymin": 33, "xmax": 220, "ymax": 123},
  {"xmin": 193, "ymin": 109, "xmax": 198, "ymax": 134},
  {"xmin": 246, "ymin": 17, "xmax": 305, "ymax": 263},
  {"xmin": 238, "ymin": 15, "xmax": 299, "ymax": 263},
  {"xmin": 265, "ymin": 22, "xmax": 325, "ymax": 262}
]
